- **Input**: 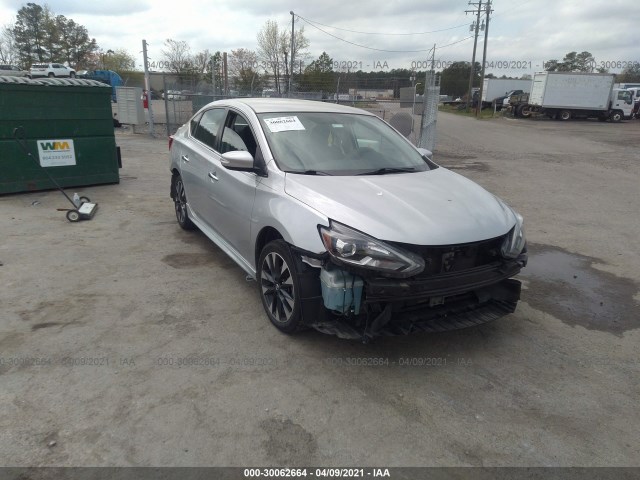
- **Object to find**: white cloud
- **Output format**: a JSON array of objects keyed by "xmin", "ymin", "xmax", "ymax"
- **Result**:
[{"xmin": 1, "ymin": 0, "xmax": 637, "ymax": 73}]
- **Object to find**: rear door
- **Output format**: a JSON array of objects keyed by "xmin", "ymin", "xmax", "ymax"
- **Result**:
[{"xmin": 180, "ymin": 108, "xmax": 226, "ymax": 223}]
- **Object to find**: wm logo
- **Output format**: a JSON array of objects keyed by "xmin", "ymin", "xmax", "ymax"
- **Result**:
[{"xmin": 39, "ymin": 141, "xmax": 70, "ymax": 151}]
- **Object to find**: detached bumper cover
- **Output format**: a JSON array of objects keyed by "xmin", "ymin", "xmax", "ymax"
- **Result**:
[{"xmin": 311, "ymin": 279, "xmax": 521, "ymax": 340}]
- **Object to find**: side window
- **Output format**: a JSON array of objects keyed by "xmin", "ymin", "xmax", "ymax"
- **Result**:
[
  {"xmin": 193, "ymin": 108, "xmax": 226, "ymax": 150},
  {"xmin": 220, "ymin": 112, "xmax": 257, "ymax": 157},
  {"xmin": 617, "ymin": 91, "xmax": 632, "ymax": 104},
  {"xmin": 190, "ymin": 112, "xmax": 203, "ymax": 136}
]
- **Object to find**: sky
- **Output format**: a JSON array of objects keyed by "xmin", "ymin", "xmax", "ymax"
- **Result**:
[{"xmin": 1, "ymin": 0, "xmax": 639, "ymax": 75}]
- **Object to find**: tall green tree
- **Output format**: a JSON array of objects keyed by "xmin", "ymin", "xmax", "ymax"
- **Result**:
[
  {"xmin": 12, "ymin": 3, "xmax": 50, "ymax": 65},
  {"xmin": 545, "ymin": 51, "xmax": 596, "ymax": 72},
  {"xmin": 58, "ymin": 17, "xmax": 97, "ymax": 67},
  {"xmin": 440, "ymin": 61, "xmax": 480, "ymax": 97},
  {"xmin": 10, "ymin": 2, "xmax": 97, "ymax": 68},
  {"xmin": 299, "ymin": 51, "xmax": 333, "ymax": 93}
]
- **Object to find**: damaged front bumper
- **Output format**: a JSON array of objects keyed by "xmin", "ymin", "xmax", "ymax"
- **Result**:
[{"xmin": 299, "ymin": 254, "xmax": 526, "ymax": 341}]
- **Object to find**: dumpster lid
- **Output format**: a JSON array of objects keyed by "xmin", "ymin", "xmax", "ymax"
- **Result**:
[{"xmin": 0, "ymin": 75, "xmax": 109, "ymax": 87}]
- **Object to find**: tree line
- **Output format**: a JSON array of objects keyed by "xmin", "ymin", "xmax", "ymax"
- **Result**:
[
  {"xmin": 1, "ymin": 2, "xmax": 135, "ymax": 71},
  {"xmin": 437, "ymin": 51, "xmax": 640, "ymax": 97}
]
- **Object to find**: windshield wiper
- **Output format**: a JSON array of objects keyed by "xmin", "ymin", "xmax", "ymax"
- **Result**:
[
  {"xmin": 284, "ymin": 170, "xmax": 332, "ymax": 176},
  {"xmin": 356, "ymin": 167, "xmax": 416, "ymax": 175}
]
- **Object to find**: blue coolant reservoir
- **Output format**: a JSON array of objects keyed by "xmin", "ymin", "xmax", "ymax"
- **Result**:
[{"xmin": 320, "ymin": 267, "xmax": 364, "ymax": 315}]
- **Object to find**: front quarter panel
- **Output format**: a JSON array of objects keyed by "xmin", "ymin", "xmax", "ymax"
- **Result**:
[{"xmin": 251, "ymin": 172, "xmax": 328, "ymax": 268}]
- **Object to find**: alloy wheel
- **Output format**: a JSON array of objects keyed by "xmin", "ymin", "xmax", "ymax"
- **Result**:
[
  {"xmin": 261, "ymin": 252, "xmax": 295, "ymax": 323},
  {"xmin": 175, "ymin": 178, "xmax": 188, "ymax": 224}
]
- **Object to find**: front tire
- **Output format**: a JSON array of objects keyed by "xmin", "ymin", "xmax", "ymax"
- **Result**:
[
  {"xmin": 48, "ymin": 72, "xmax": 55, "ymax": 78},
  {"xmin": 66, "ymin": 210, "xmax": 80, "ymax": 222},
  {"xmin": 69, "ymin": 72, "xmax": 76, "ymax": 78},
  {"xmin": 172, "ymin": 174, "xmax": 196, "ymax": 230},
  {"xmin": 258, "ymin": 240, "xmax": 303, "ymax": 333},
  {"xmin": 609, "ymin": 110, "xmax": 623, "ymax": 123}
]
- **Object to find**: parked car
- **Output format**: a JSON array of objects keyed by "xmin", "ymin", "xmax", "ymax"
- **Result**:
[
  {"xmin": 0, "ymin": 64, "xmax": 29, "ymax": 77},
  {"xmin": 165, "ymin": 89, "xmax": 187, "ymax": 100},
  {"xmin": 169, "ymin": 98, "xmax": 527, "ymax": 340},
  {"xmin": 29, "ymin": 63, "xmax": 76, "ymax": 78}
]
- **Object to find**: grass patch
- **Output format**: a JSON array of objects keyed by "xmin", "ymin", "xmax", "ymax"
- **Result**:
[{"xmin": 439, "ymin": 104, "xmax": 502, "ymax": 119}]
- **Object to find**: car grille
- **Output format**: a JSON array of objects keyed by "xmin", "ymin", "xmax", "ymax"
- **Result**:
[{"xmin": 390, "ymin": 234, "xmax": 507, "ymax": 279}]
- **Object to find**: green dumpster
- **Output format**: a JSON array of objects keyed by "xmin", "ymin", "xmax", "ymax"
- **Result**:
[{"xmin": 0, "ymin": 76, "xmax": 119, "ymax": 194}]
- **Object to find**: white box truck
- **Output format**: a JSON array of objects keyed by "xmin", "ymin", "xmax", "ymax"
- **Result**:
[
  {"xmin": 522, "ymin": 72, "xmax": 633, "ymax": 122},
  {"xmin": 481, "ymin": 78, "xmax": 532, "ymax": 104}
]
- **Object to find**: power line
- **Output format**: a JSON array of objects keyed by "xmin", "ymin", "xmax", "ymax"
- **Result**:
[
  {"xmin": 297, "ymin": 16, "xmax": 435, "ymax": 53},
  {"xmin": 298, "ymin": 16, "xmax": 472, "ymax": 53},
  {"xmin": 295, "ymin": 14, "xmax": 469, "ymax": 36},
  {"xmin": 436, "ymin": 36, "xmax": 475, "ymax": 50}
]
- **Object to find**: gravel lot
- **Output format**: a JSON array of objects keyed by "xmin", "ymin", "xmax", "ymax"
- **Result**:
[{"xmin": 0, "ymin": 112, "xmax": 638, "ymax": 467}]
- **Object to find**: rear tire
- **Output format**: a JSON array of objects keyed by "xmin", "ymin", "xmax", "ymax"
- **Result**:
[
  {"xmin": 48, "ymin": 72, "xmax": 54, "ymax": 78},
  {"xmin": 172, "ymin": 174, "xmax": 196, "ymax": 230},
  {"xmin": 69, "ymin": 72, "xmax": 76, "ymax": 78},
  {"xmin": 258, "ymin": 240, "xmax": 303, "ymax": 333},
  {"xmin": 559, "ymin": 110, "xmax": 572, "ymax": 121}
]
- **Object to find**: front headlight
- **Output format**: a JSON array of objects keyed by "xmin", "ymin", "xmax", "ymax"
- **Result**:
[
  {"xmin": 319, "ymin": 221, "xmax": 425, "ymax": 278},
  {"xmin": 501, "ymin": 211, "xmax": 526, "ymax": 258}
]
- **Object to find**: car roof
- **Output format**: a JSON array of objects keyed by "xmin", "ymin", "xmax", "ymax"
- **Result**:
[{"xmin": 215, "ymin": 97, "xmax": 375, "ymax": 115}]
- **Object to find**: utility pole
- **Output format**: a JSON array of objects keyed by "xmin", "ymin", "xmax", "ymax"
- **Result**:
[
  {"xmin": 142, "ymin": 39, "xmax": 154, "ymax": 137},
  {"xmin": 289, "ymin": 11, "xmax": 295, "ymax": 97},
  {"xmin": 476, "ymin": 0, "xmax": 492, "ymax": 118},
  {"xmin": 465, "ymin": 1, "xmax": 483, "ymax": 112}
]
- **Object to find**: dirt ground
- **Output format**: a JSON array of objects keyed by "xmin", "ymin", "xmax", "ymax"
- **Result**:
[{"xmin": 0, "ymin": 113, "xmax": 638, "ymax": 467}]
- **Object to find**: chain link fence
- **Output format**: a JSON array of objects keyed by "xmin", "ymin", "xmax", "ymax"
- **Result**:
[
  {"xmin": 146, "ymin": 71, "xmax": 439, "ymax": 147},
  {"xmin": 419, "ymin": 71, "xmax": 441, "ymax": 152}
]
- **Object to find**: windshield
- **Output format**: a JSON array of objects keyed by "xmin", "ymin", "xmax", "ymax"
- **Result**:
[{"xmin": 257, "ymin": 112, "xmax": 431, "ymax": 175}]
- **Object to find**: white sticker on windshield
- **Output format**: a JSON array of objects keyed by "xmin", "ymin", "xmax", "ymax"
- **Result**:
[{"xmin": 263, "ymin": 116, "xmax": 306, "ymax": 133}]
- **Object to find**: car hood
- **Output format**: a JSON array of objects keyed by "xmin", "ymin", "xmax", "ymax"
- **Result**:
[{"xmin": 284, "ymin": 168, "xmax": 516, "ymax": 245}]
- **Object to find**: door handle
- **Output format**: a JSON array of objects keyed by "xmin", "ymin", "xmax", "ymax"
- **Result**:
[
  {"xmin": 208, "ymin": 171, "xmax": 218, "ymax": 181},
  {"xmin": 181, "ymin": 155, "xmax": 190, "ymax": 162}
]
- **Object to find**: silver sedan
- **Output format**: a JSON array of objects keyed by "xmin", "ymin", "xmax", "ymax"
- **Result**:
[{"xmin": 169, "ymin": 98, "xmax": 527, "ymax": 340}]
